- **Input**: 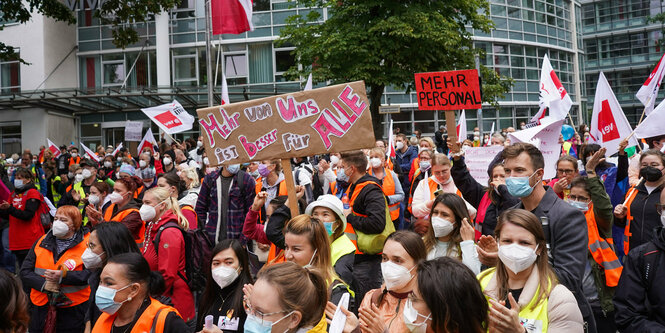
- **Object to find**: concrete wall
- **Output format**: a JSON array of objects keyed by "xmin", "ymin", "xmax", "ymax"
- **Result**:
[
  {"xmin": 0, "ymin": 108, "xmax": 76, "ymax": 154},
  {"xmin": 42, "ymin": 15, "xmax": 78, "ymax": 90}
]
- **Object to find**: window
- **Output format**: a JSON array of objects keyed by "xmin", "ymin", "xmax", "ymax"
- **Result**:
[
  {"xmin": 0, "ymin": 58, "xmax": 20, "ymax": 93},
  {"xmin": 0, "ymin": 122, "xmax": 21, "ymax": 155},
  {"xmin": 102, "ymin": 54, "xmax": 125, "ymax": 87},
  {"xmin": 173, "ymin": 50, "xmax": 198, "ymax": 86},
  {"xmin": 274, "ymin": 47, "xmax": 295, "ymax": 82},
  {"xmin": 224, "ymin": 53, "xmax": 248, "ymax": 85}
]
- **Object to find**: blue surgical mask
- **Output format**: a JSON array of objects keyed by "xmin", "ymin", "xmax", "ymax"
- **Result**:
[
  {"xmin": 419, "ymin": 161, "xmax": 431, "ymax": 171},
  {"xmin": 244, "ymin": 311, "xmax": 294, "ymax": 333},
  {"xmin": 227, "ymin": 164, "xmax": 241, "ymax": 175},
  {"xmin": 567, "ymin": 200, "xmax": 589, "ymax": 212},
  {"xmin": 505, "ymin": 171, "xmax": 539, "ymax": 198},
  {"xmin": 323, "ymin": 222, "xmax": 335, "ymax": 236},
  {"xmin": 337, "ymin": 168, "xmax": 349, "ymax": 182},
  {"xmin": 95, "ymin": 284, "xmax": 132, "ymax": 315}
]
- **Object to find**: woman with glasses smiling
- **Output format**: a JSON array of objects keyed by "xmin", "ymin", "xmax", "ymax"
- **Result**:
[{"xmin": 547, "ymin": 155, "xmax": 579, "ymax": 201}]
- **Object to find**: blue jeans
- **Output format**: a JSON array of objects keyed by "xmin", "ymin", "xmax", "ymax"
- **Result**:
[{"xmin": 1, "ymin": 228, "xmax": 16, "ymax": 273}]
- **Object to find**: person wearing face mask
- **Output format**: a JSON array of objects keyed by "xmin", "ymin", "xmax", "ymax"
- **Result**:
[
  {"xmin": 177, "ymin": 167, "xmax": 202, "ymax": 208},
  {"xmin": 408, "ymin": 137, "xmax": 435, "ymax": 183},
  {"xmin": 411, "ymin": 153, "xmax": 476, "ymax": 224},
  {"xmin": 20, "ymin": 206, "xmax": 91, "ymax": 333},
  {"xmin": 568, "ymin": 172, "xmax": 622, "ymax": 331},
  {"xmin": 479, "ymin": 143, "xmax": 594, "ymax": 332},
  {"xmin": 92, "ymin": 177, "xmax": 144, "ymax": 242},
  {"xmin": 615, "ymin": 149, "xmax": 665, "ymax": 254},
  {"xmin": 69, "ymin": 148, "xmax": 81, "ymax": 167},
  {"xmin": 255, "ymin": 160, "xmax": 288, "ymax": 209},
  {"xmin": 91, "ymin": 253, "xmax": 188, "ymax": 332},
  {"xmin": 394, "ymin": 134, "xmax": 418, "ymax": 192},
  {"xmin": 100, "ymin": 156, "xmax": 116, "ymax": 180},
  {"xmin": 406, "ymin": 149, "xmax": 432, "ymax": 221},
  {"xmin": 84, "ymin": 182, "xmax": 111, "ymax": 227},
  {"xmin": 82, "ymin": 221, "xmax": 140, "ymax": 330},
  {"xmin": 196, "ymin": 163, "xmax": 256, "ymax": 245},
  {"xmin": 367, "ymin": 148, "xmax": 404, "ymax": 227},
  {"xmin": 140, "ymin": 187, "xmax": 195, "ymax": 326},
  {"xmin": 423, "ymin": 193, "xmax": 480, "ymax": 274},
  {"xmin": 547, "ymin": 155, "xmax": 580, "ymax": 200},
  {"xmin": 12, "ymin": 152, "xmax": 47, "ymax": 196},
  {"xmin": 60, "ymin": 159, "xmax": 107, "ymax": 226},
  {"xmin": 613, "ymin": 188, "xmax": 665, "ymax": 331},
  {"xmin": 479, "ymin": 209, "xmax": 583, "ymax": 332},
  {"xmin": 157, "ymin": 172, "xmax": 197, "ymax": 230},
  {"xmin": 197, "ymin": 240, "xmax": 252, "ymax": 332},
  {"xmin": 139, "ymin": 167, "xmax": 157, "ymax": 191},
  {"xmin": 161, "ymin": 150, "xmax": 177, "ymax": 175},
  {"xmin": 0, "ymin": 167, "xmax": 45, "ymax": 269}
]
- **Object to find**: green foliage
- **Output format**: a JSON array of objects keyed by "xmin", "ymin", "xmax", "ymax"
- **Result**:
[
  {"xmin": 0, "ymin": 0, "xmax": 177, "ymax": 63},
  {"xmin": 278, "ymin": 0, "xmax": 513, "ymax": 135},
  {"xmin": 648, "ymin": 14, "xmax": 665, "ymax": 46}
]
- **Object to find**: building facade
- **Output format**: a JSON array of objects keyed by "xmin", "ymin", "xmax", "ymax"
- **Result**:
[{"xmin": 2, "ymin": 0, "xmax": 651, "ymax": 155}]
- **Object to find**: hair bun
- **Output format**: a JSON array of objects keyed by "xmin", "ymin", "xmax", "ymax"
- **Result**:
[{"xmin": 148, "ymin": 271, "xmax": 166, "ymax": 296}]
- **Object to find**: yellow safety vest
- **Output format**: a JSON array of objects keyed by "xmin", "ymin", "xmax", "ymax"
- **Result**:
[
  {"xmin": 330, "ymin": 234, "xmax": 356, "ymax": 267},
  {"xmin": 478, "ymin": 268, "xmax": 550, "ymax": 333}
]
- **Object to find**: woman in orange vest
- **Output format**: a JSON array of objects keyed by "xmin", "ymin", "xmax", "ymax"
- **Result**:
[
  {"xmin": 20, "ymin": 205, "xmax": 90, "ymax": 333},
  {"xmin": 367, "ymin": 148, "xmax": 404, "ymax": 224},
  {"xmin": 156, "ymin": 172, "xmax": 197, "ymax": 229},
  {"xmin": 89, "ymin": 176, "xmax": 144, "ymax": 242},
  {"xmin": 568, "ymin": 148, "xmax": 623, "ymax": 331},
  {"xmin": 408, "ymin": 137, "xmax": 436, "ymax": 183},
  {"xmin": 91, "ymin": 252, "xmax": 188, "ymax": 332},
  {"xmin": 255, "ymin": 159, "xmax": 288, "ymax": 203}
]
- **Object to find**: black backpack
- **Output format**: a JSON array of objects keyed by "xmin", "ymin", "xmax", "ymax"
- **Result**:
[{"xmin": 153, "ymin": 221, "xmax": 212, "ymax": 293}]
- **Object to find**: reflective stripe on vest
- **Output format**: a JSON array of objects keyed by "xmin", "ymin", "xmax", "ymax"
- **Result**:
[
  {"xmin": 623, "ymin": 186, "xmax": 638, "ymax": 255},
  {"xmin": 91, "ymin": 297, "xmax": 180, "ymax": 333},
  {"xmin": 69, "ymin": 156, "xmax": 81, "ymax": 167},
  {"xmin": 368, "ymin": 168, "xmax": 399, "ymax": 220},
  {"xmin": 51, "ymin": 176, "xmax": 62, "ymax": 203},
  {"xmin": 478, "ymin": 268, "xmax": 550, "ymax": 332},
  {"xmin": 585, "ymin": 207, "xmax": 623, "ymax": 287},
  {"xmin": 31, "ymin": 233, "xmax": 91, "ymax": 307},
  {"xmin": 344, "ymin": 180, "xmax": 382, "ymax": 254}
]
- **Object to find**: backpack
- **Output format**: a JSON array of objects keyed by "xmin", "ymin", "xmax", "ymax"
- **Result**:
[{"xmin": 153, "ymin": 221, "xmax": 212, "ymax": 293}]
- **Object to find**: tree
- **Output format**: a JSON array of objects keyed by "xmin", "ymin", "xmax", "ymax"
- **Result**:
[
  {"xmin": 0, "ymin": 0, "xmax": 178, "ymax": 63},
  {"xmin": 279, "ymin": 0, "xmax": 513, "ymax": 137}
]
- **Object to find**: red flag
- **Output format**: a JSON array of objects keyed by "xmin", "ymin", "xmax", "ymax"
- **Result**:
[
  {"xmin": 211, "ymin": 0, "xmax": 254, "ymax": 35},
  {"xmin": 81, "ymin": 144, "xmax": 101, "ymax": 162},
  {"xmin": 636, "ymin": 53, "xmax": 665, "ymax": 115},
  {"xmin": 47, "ymin": 139, "xmax": 61, "ymax": 158},
  {"xmin": 590, "ymin": 72, "xmax": 638, "ymax": 156}
]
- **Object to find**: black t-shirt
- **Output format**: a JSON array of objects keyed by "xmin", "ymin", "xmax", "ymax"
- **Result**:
[
  {"xmin": 505, "ymin": 288, "xmax": 524, "ymax": 310},
  {"xmin": 110, "ymin": 298, "xmax": 188, "ymax": 333},
  {"xmin": 196, "ymin": 279, "xmax": 246, "ymax": 332}
]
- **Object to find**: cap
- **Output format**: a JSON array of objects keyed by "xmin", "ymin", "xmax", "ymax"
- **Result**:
[
  {"xmin": 139, "ymin": 167, "xmax": 156, "ymax": 180},
  {"xmin": 118, "ymin": 164, "xmax": 135, "ymax": 176},
  {"xmin": 79, "ymin": 159, "xmax": 98, "ymax": 168},
  {"xmin": 305, "ymin": 194, "xmax": 347, "ymax": 230}
]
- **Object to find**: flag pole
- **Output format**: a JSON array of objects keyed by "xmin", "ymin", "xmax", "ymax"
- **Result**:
[{"xmin": 205, "ymin": 0, "xmax": 214, "ymax": 107}]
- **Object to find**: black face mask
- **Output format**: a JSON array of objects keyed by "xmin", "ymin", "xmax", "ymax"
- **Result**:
[{"xmin": 640, "ymin": 166, "xmax": 663, "ymax": 182}]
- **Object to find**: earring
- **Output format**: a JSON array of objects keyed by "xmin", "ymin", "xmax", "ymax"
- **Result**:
[{"xmin": 128, "ymin": 296, "xmax": 132, "ymax": 301}]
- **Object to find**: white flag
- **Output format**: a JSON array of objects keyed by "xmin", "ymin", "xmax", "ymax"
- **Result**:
[
  {"xmin": 387, "ymin": 118, "xmax": 396, "ymax": 158},
  {"xmin": 81, "ymin": 143, "xmax": 101, "ymax": 162},
  {"xmin": 304, "ymin": 73, "xmax": 313, "ymax": 91},
  {"xmin": 589, "ymin": 72, "xmax": 638, "ymax": 156},
  {"xmin": 531, "ymin": 55, "xmax": 573, "ymax": 123},
  {"xmin": 636, "ymin": 53, "xmax": 665, "ymax": 115},
  {"xmin": 141, "ymin": 100, "xmax": 195, "ymax": 135},
  {"xmin": 137, "ymin": 128, "xmax": 159, "ymax": 155},
  {"xmin": 509, "ymin": 117, "xmax": 564, "ymax": 179},
  {"xmin": 47, "ymin": 139, "xmax": 61, "ymax": 158},
  {"xmin": 635, "ymin": 98, "xmax": 665, "ymax": 139},
  {"xmin": 111, "ymin": 143, "xmax": 123, "ymax": 157},
  {"xmin": 490, "ymin": 122, "xmax": 495, "ymax": 135},
  {"xmin": 456, "ymin": 110, "xmax": 467, "ymax": 143},
  {"xmin": 221, "ymin": 73, "xmax": 230, "ymax": 105}
]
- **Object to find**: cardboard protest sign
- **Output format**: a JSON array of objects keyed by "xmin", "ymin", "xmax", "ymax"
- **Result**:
[
  {"xmin": 197, "ymin": 81, "xmax": 376, "ymax": 165},
  {"xmin": 508, "ymin": 117, "xmax": 564, "ymax": 179},
  {"xmin": 463, "ymin": 145, "xmax": 504, "ymax": 185},
  {"xmin": 141, "ymin": 100, "xmax": 195, "ymax": 134},
  {"xmin": 414, "ymin": 69, "xmax": 482, "ymax": 111}
]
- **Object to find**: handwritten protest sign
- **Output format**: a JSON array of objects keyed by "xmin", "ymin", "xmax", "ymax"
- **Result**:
[
  {"xmin": 509, "ymin": 117, "xmax": 564, "ymax": 179},
  {"xmin": 196, "ymin": 81, "xmax": 376, "ymax": 165},
  {"xmin": 124, "ymin": 121, "xmax": 143, "ymax": 142},
  {"xmin": 464, "ymin": 145, "xmax": 505, "ymax": 185},
  {"xmin": 414, "ymin": 69, "xmax": 482, "ymax": 111}
]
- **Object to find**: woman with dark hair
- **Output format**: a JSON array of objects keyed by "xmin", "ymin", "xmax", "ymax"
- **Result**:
[
  {"xmin": 0, "ymin": 167, "xmax": 45, "ymax": 268},
  {"xmin": 91, "ymin": 252, "xmax": 187, "ymax": 332},
  {"xmin": 83, "ymin": 222, "xmax": 140, "ymax": 329},
  {"xmin": 156, "ymin": 172, "xmax": 197, "ymax": 229},
  {"xmin": 88, "ymin": 176, "xmax": 144, "ymax": 242},
  {"xmin": 423, "ymin": 193, "xmax": 480, "ymax": 274},
  {"xmin": 406, "ymin": 257, "xmax": 488, "ymax": 333},
  {"xmin": 479, "ymin": 209, "xmax": 583, "ymax": 332},
  {"xmin": 196, "ymin": 239, "xmax": 252, "ymax": 332},
  {"xmin": 0, "ymin": 268, "xmax": 30, "ymax": 333},
  {"xmin": 85, "ymin": 182, "xmax": 110, "ymax": 228}
]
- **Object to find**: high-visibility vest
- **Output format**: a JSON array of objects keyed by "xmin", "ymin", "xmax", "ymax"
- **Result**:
[
  {"xmin": 30, "ymin": 233, "xmax": 91, "ymax": 307},
  {"xmin": 343, "ymin": 180, "xmax": 383, "ymax": 254},
  {"xmin": 386, "ymin": 158, "xmax": 394, "ymax": 171},
  {"xmin": 69, "ymin": 156, "xmax": 81, "ymax": 167},
  {"xmin": 51, "ymin": 175, "xmax": 62, "ymax": 203},
  {"xmin": 584, "ymin": 206, "xmax": 623, "ymax": 287},
  {"xmin": 29, "ymin": 165, "xmax": 43, "ymax": 192},
  {"xmin": 133, "ymin": 185, "xmax": 145, "ymax": 199},
  {"xmin": 478, "ymin": 268, "xmax": 550, "ymax": 333},
  {"xmin": 92, "ymin": 297, "xmax": 180, "ymax": 333},
  {"xmin": 407, "ymin": 168, "xmax": 425, "ymax": 214},
  {"xmin": 368, "ymin": 168, "xmax": 400, "ymax": 220},
  {"xmin": 67, "ymin": 179, "xmax": 102, "ymax": 225},
  {"xmin": 331, "ymin": 234, "xmax": 356, "ymax": 266},
  {"xmin": 255, "ymin": 178, "xmax": 288, "ymax": 196},
  {"xmin": 103, "ymin": 203, "xmax": 144, "ymax": 245},
  {"xmin": 426, "ymin": 178, "xmax": 462, "ymax": 200},
  {"xmin": 623, "ymin": 186, "xmax": 638, "ymax": 255},
  {"xmin": 255, "ymin": 179, "xmax": 289, "ymax": 263}
]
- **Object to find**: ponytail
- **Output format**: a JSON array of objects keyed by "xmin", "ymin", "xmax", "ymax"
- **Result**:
[{"xmin": 169, "ymin": 196, "xmax": 189, "ymax": 230}]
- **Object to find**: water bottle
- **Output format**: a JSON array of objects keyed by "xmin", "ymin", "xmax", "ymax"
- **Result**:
[{"xmin": 342, "ymin": 193, "xmax": 350, "ymax": 210}]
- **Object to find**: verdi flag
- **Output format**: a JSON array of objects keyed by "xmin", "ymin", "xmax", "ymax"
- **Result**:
[
  {"xmin": 141, "ymin": 100, "xmax": 195, "ymax": 135},
  {"xmin": 635, "ymin": 98, "xmax": 665, "ymax": 139},
  {"xmin": 81, "ymin": 143, "xmax": 101, "ymax": 162},
  {"xmin": 636, "ymin": 53, "xmax": 665, "ymax": 115},
  {"xmin": 531, "ymin": 54, "xmax": 573, "ymax": 123},
  {"xmin": 47, "ymin": 139, "xmax": 61, "ymax": 158},
  {"xmin": 589, "ymin": 72, "xmax": 638, "ymax": 156}
]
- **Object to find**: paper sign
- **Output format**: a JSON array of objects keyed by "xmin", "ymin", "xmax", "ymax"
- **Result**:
[
  {"xmin": 124, "ymin": 121, "xmax": 144, "ymax": 142},
  {"xmin": 509, "ymin": 117, "xmax": 564, "ymax": 179},
  {"xmin": 414, "ymin": 69, "xmax": 482, "ymax": 111},
  {"xmin": 328, "ymin": 293, "xmax": 350, "ymax": 333},
  {"xmin": 464, "ymin": 145, "xmax": 505, "ymax": 185},
  {"xmin": 196, "ymin": 81, "xmax": 376, "ymax": 165},
  {"xmin": 142, "ymin": 100, "xmax": 195, "ymax": 134}
]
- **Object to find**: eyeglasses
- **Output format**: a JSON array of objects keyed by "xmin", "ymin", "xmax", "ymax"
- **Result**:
[
  {"xmin": 243, "ymin": 302, "xmax": 289, "ymax": 325},
  {"xmin": 557, "ymin": 169, "xmax": 575, "ymax": 175},
  {"xmin": 568, "ymin": 195, "xmax": 589, "ymax": 202}
]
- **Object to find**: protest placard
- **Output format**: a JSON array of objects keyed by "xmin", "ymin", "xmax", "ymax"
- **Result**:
[
  {"xmin": 124, "ymin": 121, "xmax": 143, "ymax": 142},
  {"xmin": 464, "ymin": 145, "xmax": 505, "ymax": 185},
  {"xmin": 414, "ymin": 69, "xmax": 482, "ymax": 111},
  {"xmin": 509, "ymin": 117, "xmax": 564, "ymax": 179},
  {"xmin": 196, "ymin": 81, "xmax": 376, "ymax": 165}
]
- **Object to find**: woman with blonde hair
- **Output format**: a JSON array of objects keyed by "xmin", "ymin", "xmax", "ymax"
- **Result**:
[
  {"xmin": 139, "ymin": 186, "xmax": 195, "ymax": 328},
  {"xmin": 478, "ymin": 209, "xmax": 583, "ymax": 332}
]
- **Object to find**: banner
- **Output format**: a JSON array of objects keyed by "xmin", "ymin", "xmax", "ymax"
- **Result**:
[
  {"xmin": 635, "ymin": 98, "xmax": 665, "ymax": 139},
  {"xmin": 508, "ymin": 117, "xmax": 564, "ymax": 179},
  {"xmin": 197, "ymin": 81, "xmax": 376, "ymax": 165},
  {"xmin": 124, "ymin": 121, "xmax": 144, "ymax": 142},
  {"xmin": 414, "ymin": 69, "xmax": 482, "ymax": 111},
  {"xmin": 531, "ymin": 54, "xmax": 573, "ymax": 123},
  {"xmin": 464, "ymin": 145, "xmax": 504, "ymax": 185},
  {"xmin": 47, "ymin": 139, "xmax": 61, "ymax": 158},
  {"xmin": 81, "ymin": 143, "xmax": 101, "ymax": 162},
  {"xmin": 141, "ymin": 100, "xmax": 195, "ymax": 134}
]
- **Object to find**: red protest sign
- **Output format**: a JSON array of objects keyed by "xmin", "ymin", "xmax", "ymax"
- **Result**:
[{"xmin": 414, "ymin": 69, "xmax": 482, "ymax": 111}]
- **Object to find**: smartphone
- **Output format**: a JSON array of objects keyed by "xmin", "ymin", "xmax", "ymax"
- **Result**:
[{"xmin": 434, "ymin": 188, "xmax": 443, "ymax": 197}]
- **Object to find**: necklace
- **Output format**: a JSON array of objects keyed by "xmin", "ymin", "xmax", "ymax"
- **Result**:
[
  {"xmin": 142, "ymin": 220, "xmax": 155, "ymax": 254},
  {"xmin": 218, "ymin": 293, "xmax": 230, "ymax": 312}
]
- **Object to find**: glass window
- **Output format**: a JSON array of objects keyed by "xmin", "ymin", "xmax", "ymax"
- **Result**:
[
  {"xmin": 275, "ymin": 49, "xmax": 295, "ymax": 73},
  {"xmin": 225, "ymin": 54, "xmax": 248, "ymax": 77},
  {"xmin": 103, "ymin": 62, "xmax": 125, "ymax": 86},
  {"xmin": 0, "ymin": 123, "xmax": 21, "ymax": 155},
  {"xmin": 173, "ymin": 55, "xmax": 197, "ymax": 83},
  {"xmin": 81, "ymin": 123, "xmax": 102, "ymax": 137},
  {"xmin": 0, "ymin": 59, "xmax": 20, "ymax": 93}
]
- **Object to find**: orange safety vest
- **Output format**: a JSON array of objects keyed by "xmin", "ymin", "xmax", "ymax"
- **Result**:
[
  {"xmin": 386, "ymin": 158, "xmax": 394, "ymax": 171},
  {"xmin": 368, "ymin": 168, "xmax": 400, "ymax": 221},
  {"xmin": 407, "ymin": 169, "xmax": 424, "ymax": 214},
  {"xmin": 103, "ymin": 203, "xmax": 145, "ymax": 245},
  {"xmin": 133, "ymin": 185, "xmax": 145, "ymax": 199},
  {"xmin": 623, "ymin": 186, "xmax": 638, "ymax": 255},
  {"xmin": 584, "ymin": 207, "xmax": 623, "ymax": 287},
  {"xmin": 255, "ymin": 179, "xmax": 288, "ymax": 196},
  {"xmin": 344, "ymin": 180, "xmax": 384, "ymax": 254},
  {"xmin": 69, "ymin": 156, "xmax": 81, "ymax": 167},
  {"xmin": 31, "ymin": 233, "xmax": 91, "ymax": 307},
  {"xmin": 257, "ymin": 179, "xmax": 288, "ymax": 263},
  {"xmin": 92, "ymin": 297, "xmax": 180, "ymax": 333}
]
